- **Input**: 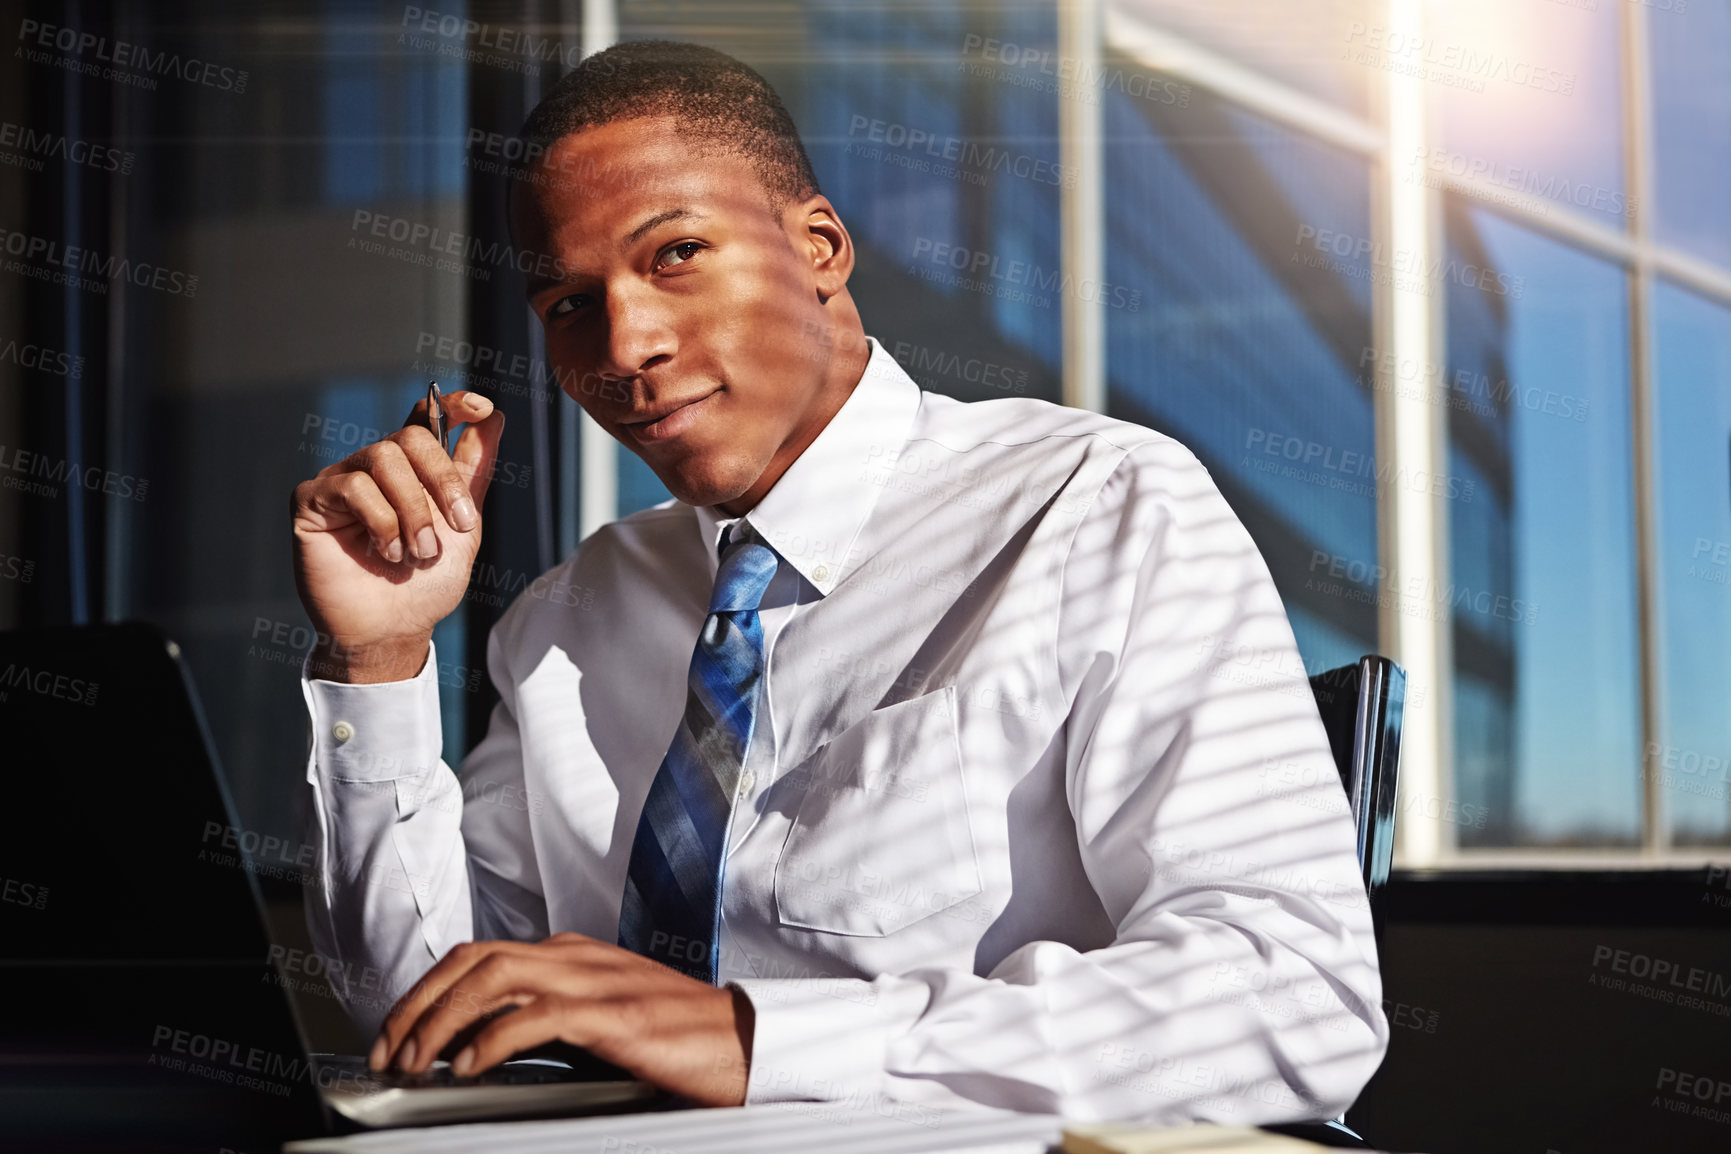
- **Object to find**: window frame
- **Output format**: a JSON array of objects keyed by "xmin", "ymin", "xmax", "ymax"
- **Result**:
[{"xmin": 1093, "ymin": 0, "xmax": 1731, "ymax": 868}]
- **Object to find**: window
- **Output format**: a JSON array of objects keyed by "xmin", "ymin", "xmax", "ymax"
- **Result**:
[
  {"xmin": 6, "ymin": 0, "xmax": 1727, "ymax": 871},
  {"xmin": 1105, "ymin": 90, "xmax": 1378, "ymax": 673},
  {"xmin": 1653, "ymin": 284, "xmax": 1731, "ymax": 847},
  {"xmin": 1098, "ymin": 0, "xmax": 1731, "ymax": 865},
  {"xmin": 1444, "ymin": 213, "xmax": 1639, "ymax": 849},
  {"xmin": 1651, "ymin": 1, "xmax": 1731, "ymax": 271}
]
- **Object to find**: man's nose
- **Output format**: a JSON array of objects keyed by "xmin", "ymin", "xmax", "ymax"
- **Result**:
[{"xmin": 597, "ymin": 284, "xmax": 676, "ymax": 381}]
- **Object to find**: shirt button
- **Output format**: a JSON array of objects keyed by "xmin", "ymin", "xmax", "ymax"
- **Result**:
[
  {"xmin": 812, "ymin": 565, "xmax": 830, "ymax": 583},
  {"xmin": 736, "ymin": 771, "xmax": 756, "ymax": 798},
  {"xmin": 331, "ymin": 721, "xmax": 355, "ymax": 743}
]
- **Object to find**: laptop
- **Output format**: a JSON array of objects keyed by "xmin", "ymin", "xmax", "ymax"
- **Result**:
[{"xmin": 0, "ymin": 621, "xmax": 659, "ymax": 1149}]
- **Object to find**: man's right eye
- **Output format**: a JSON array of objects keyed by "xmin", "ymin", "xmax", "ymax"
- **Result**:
[{"xmin": 549, "ymin": 293, "xmax": 590, "ymax": 318}]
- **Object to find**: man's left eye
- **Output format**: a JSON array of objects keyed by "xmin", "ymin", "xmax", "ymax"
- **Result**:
[{"xmin": 658, "ymin": 241, "xmax": 704, "ymax": 269}]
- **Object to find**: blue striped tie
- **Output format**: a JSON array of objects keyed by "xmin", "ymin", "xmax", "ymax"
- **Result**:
[{"xmin": 618, "ymin": 522, "xmax": 778, "ymax": 982}]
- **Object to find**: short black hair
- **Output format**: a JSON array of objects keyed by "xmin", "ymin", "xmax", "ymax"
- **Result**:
[{"xmin": 517, "ymin": 40, "xmax": 820, "ymax": 210}]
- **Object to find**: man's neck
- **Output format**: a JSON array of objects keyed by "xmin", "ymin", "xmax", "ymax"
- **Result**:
[{"xmin": 714, "ymin": 329, "xmax": 873, "ymax": 517}]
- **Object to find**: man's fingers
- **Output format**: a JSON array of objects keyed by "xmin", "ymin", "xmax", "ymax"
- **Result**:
[
  {"xmin": 364, "ymin": 936, "xmax": 747, "ymax": 1104},
  {"xmin": 390, "ymin": 424, "xmax": 479, "ymax": 533},
  {"xmin": 294, "ymin": 473, "xmax": 405, "ymax": 564},
  {"xmin": 391, "ymin": 951, "xmax": 556, "ymax": 1073},
  {"xmin": 357, "ymin": 441, "xmax": 442, "ymax": 561},
  {"xmin": 374, "ymin": 941, "xmax": 539, "ymax": 1070},
  {"xmin": 450, "ymin": 998, "xmax": 585, "ymax": 1078},
  {"xmin": 403, "ymin": 389, "xmax": 495, "ymax": 433},
  {"xmin": 452, "ymin": 409, "xmax": 506, "ymax": 509},
  {"xmin": 396, "ymin": 388, "xmax": 502, "ymax": 531},
  {"xmin": 374, "ymin": 943, "xmax": 485, "ymax": 1068}
]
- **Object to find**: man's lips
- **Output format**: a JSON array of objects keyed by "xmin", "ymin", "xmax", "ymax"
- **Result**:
[{"xmin": 622, "ymin": 390, "xmax": 719, "ymax": 444}]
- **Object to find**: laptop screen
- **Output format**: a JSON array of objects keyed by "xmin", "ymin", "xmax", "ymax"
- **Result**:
[
  {"xmin": 0, "ymin": 621, "xmax": 329, "ymax": 1142},
  {"xmin": 0, "ymin": 622, "xmax": 278, "ymax": 963}
]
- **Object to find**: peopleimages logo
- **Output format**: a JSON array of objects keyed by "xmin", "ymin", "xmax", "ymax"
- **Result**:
[
  {"xmin": 0, "ymin": 551, "xmax": 34, "ymax": 584},
  {"xmin": 0, "ymin": 225, "xmax": 198, "ymax": 298},
  {"xmin": 0, "ymin": 661, "xmax": 99, "ymax": 706},
  {"xmin": 1294, "ymin": 224, "xmax": 1522, "ymax": 299},
  {"xmin": 0, "ymin": 444, "xmax": 149, "ymax": 502},
  {"xmin": 0, "ymin": 337, "xmax": 83, "ymax": 379},
  {"xmin": 1591, "ymin": 945, "xmax": 1731, "ymax": 1001},
  {"xmin": 1243, "ymin": 427, "xmax": 1475, "ymax": 502},
  {"xmin": 1357, "ymin": 346, "xmax": 1589, "ymax": 423},
  {"xmin": 1410, "ymin": 145, "xmax": 1635, "ymax": 219},
  {"xmin": 348, "ymin": 210, "xmax": 571, "ymax": 283},
  {"xmin": 1304, "ymin": 549, "xmax": 1539, "ymax": 627},
  {"xmin": 1654, "ymin": 1067, "xmax": 1731, "ymax": 1126},
  {"xmin": 412, "ymin": 330, "xmax": 630, "ymax": 405},
  {"xmin": 845, "ymin": 115, "xmax": 1075, "ymax": 188},
  {"xmin": 0, "ymin": 873, "xmax": 48, "ymax": 911},
  {"xmin": 1342, "ymin": 22, "xmax": 1576, "ymax": 97},
  {"xmin": 0, "ymin": 121, "xmax": 136, "ymax": 175},
  {"xmin": 959, "ymin": 34, "xmax": 1191, "ymax": 108},
  {"xmin": 149, "ymin": 1025, "xmax": 373, "ymax": 1098},
  {"xmin": 16, "ymin": 18, "xmax": 249, "ymax": 93},
  {"xmin": 399, "ymin": 6, "xmax": 594, "ymax": 75},
  {"xmin": 909, "ymin": 237, "xmax": 1141, "ymax": 311},
  {"xmin": 890, "ymin": 339, "xmax": 1029, "ymax": 394}
]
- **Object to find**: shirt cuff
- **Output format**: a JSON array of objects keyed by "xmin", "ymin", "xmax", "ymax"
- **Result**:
[
  {"xmin": 729, "ymin": 975, "xmax": 926, "ymax": 1105},
  {"xmin": 302, "ymin": 639, "xmax": 442, "ymax": 783}
]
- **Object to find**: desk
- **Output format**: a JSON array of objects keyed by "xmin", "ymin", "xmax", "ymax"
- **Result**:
[{"xmin": 283, "ymin": 1105, "xmax": 1400, "ymax": 1154}]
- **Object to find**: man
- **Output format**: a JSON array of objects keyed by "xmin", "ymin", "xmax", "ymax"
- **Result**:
[{"xmin": 290, "ymin": 40, "xmax": 1388, "ymax": 1124}]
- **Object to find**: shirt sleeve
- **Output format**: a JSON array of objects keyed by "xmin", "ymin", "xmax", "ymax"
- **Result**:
[
  {"xmin": 730, "ymin": 438, "xmax": 1390, "ymax": 1125},
  {"xmin": 299, "ymin": 624, "xmax": 547, "ymax": 1038}
]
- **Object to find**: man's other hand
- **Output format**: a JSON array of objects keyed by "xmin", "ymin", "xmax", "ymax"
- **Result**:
[
  {"xmin": 290, "ymin": 390, "xmax": 504, "ymax": 683},
  {"xmin": 369, "ymin": 934, "xmax": 754, "ymax": 1106}
]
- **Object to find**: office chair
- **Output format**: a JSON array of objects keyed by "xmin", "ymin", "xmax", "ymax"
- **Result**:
[
  {"xmin": 1264, "ymin": 655, "xmax": 1406, "ymax": 1150},
  {"xmin": 1309, "ymin": 655, "xmax": 1406, "ymax": 920}
]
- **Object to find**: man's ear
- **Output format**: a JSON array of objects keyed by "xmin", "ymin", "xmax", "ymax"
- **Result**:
[{"xmin": 796, "ymin": 196, "xmax": 855, "ymax": 303}]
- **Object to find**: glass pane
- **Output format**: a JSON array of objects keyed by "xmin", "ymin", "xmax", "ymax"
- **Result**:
[
  {"xmin": 1445, "ymin": 207, "xmax": 1640, "ymax": 848},
  {"xmin": 1653, "ymin": 283, "xmax": 1731, "ymax": 847},
  {"xmin": 93, "ymin": 5, "xmax": 487, "ymax": 871},
  {"xmin": 1105, "ymin": 87, "xmax": 1377, "ymax": 674},
  {"xmin": 1652, "ymin": 1, "xmax": 1731, "ymax": 270},
  {"xmin": 1112, "ymin": 0, "xmax": 1373, "ymax": 117},
  {"xmin": 1426, "ymin": 0, "xmax": 1628, "ymax": 233}
]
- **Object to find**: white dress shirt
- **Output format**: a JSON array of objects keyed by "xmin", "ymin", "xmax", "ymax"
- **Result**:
[{"xmin": 299, "ymin": 336, "xmax": 1389, "ymax": 1126}]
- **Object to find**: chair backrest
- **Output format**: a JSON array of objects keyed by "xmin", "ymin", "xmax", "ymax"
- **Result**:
[{"xmin": 1308, "ymin": 656, "xmax": 1406, "ymax": 909}]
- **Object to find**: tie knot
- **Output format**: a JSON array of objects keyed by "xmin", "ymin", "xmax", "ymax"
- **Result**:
[{"xmin": 711, "ymin": 526, "xmax": 777, "ymax": 613}]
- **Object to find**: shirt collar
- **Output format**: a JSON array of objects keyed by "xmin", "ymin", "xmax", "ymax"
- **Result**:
[{"xmin": 693, "ymin": 335, "xmax": 920, "ymax": 596}]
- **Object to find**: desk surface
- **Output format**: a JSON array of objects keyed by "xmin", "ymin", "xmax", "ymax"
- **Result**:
[{"xmin": 283, "ymin": 1104, "xmax": 1396, "ymax": 1154}]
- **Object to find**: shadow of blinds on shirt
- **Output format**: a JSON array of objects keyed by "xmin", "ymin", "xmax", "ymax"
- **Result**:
[{"xmin": 724, "ymin": 442, "xmax": 1387, "ymax": 1126}]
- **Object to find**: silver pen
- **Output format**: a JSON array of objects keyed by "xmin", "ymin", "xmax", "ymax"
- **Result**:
[{"xmin": 426, "ymin": 380, "xmax": 448, "ymax": 455}]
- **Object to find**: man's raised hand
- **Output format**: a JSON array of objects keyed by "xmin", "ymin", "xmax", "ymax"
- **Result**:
[{"xmin": 291, "ymin": 390, "xmax": 505, "ymax": 683}]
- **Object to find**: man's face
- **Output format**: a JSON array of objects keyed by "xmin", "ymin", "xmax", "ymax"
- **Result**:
[{"xmin": 510, "ymin": 114, "xmax": 855, "ymax": 512}]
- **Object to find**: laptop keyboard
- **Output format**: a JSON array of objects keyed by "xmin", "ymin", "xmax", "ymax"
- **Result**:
[{"xmin": 313, "ymin": 1054, "xmax": 597, "ymax": 1090}]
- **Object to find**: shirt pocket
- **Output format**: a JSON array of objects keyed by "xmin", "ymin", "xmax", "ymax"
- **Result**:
[{"xmin": 772, "ymin": 685, "xmax": 981, "ymax": 937}]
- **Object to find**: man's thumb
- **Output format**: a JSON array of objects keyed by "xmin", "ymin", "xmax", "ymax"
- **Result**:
[{"xmin": 453, "ymin": 410, "xmax": 507, "ymax": 507}]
